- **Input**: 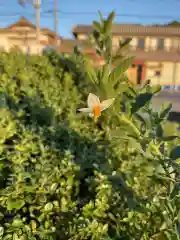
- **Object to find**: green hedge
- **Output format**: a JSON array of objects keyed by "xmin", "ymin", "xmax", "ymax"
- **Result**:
[{"xmin": 0, "ymin": 12, "xmax": 179, "ymax": 240}]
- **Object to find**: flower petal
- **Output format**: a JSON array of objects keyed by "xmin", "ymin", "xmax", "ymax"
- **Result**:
[
  {"xmin": 78, "ymin": 108, "xmax": 92, "ymax": 113},
  {"xmin": 87, "ymin": 93, "xmax": 100, "ymax": 109},
  {"xmin": 89, "ymin": 112, "xmax": 94, "ymax": 118},
  {"xmin": 100, "ymin": 98, "xmax": 115, "ymax": 111}
]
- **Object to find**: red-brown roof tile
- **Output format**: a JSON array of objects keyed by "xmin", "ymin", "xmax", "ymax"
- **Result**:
[
  {"xmin": 72, "ymin": 23, "xmax": 180, "ymax": 37},
  {"xmin": 58, "ymin": 38, "xmax": 91, "ymax": 53},
  {"xmin": 129, "ymin": 49, "xmax": 180, "ymax": 61},
  {"xmin": 6, "ymin": 17, "xmax": 62, "ymax": 40},
  {"xmin": 7, "ymin": 17, "xmax": 36, "ymax": 29}
]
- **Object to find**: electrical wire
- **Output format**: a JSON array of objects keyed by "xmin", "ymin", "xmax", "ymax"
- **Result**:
[
  {"xmin": 0, "ymin": 1, "xmax": 179, "ymax": 21},
  {"xmin": 48, "ymin": 10, "xmax": 180, "ymax": 20}
]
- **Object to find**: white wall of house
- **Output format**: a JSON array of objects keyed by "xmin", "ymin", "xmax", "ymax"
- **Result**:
[
  {"xmin": 164, "ymin": 38, "xmax": 172, "ymax": 52},
  {"xmin": 144, "ymin": 37, "xmax": 150, "ymax": 52},
  {"xmin": 174, "ymin": 63, "xmax": 180, "ymax": 84},
  {"xmin": 145, "ymin": 62, "xmax": 160, "ymax": 85},
  {"xmin": 0, "ymin": 35, "xmax": 9, "ymax": 51},
  {"xmin": 0, "ymin": 31, "xmax": 50, "ymax": 54},
  {"xmin": 160, "ymin": 62, "xmax": 174, "ymax": 85},
  {"xmin": 77, "ymin": 34, "xmax": 88, "ymax": 40},
  {"xmin": 145, "ymin": 61, "xmax": 180, "ymax": 86},
  {"xmin": 130, "ymin": 37, "xmax": 138, "ymax": 50}
]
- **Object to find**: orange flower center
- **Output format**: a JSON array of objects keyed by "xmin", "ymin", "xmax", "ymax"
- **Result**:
[{"xmin": 93, "ymin": 106, "xmax": 101, "ymax": 118}]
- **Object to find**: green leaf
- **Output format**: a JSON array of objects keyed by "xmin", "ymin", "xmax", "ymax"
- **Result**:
[
  {"xmin": 112, "ymin": 56, "xmax": 135, "ymax": 69},
  {"xmin": 0, "ymin": 92, "xmax": 7, "ymax": 109},
  {"xmin": 161, "ymin": 136, "xmax": 178, "ymax": 141},
  {"xmin": 93, "ymin": 21, "xmax": 102, "ymax": 33},
  {"xmin": 0, "ymin": 227, "xmax": 4, "ymax": 239},
  {"xmin": 150, "ymin": 84, "xmax": 161, "ymax": 94},
  {"xmin": 12, "ymin": 219, "xmax": 24, "ymax": 228},
  {"xmin": 108, "ymin": 213, "xmax": 116, "ymax": 222},
  {"xmin": 83, "ymin": 58, "xmax": 98, "ymax": 84},
  {"xmin": 119, "ymin": 38, "xmax": 132, "ymax": 49},
  {"xmin": 140, "ymin": 79, "xmax": 151, "ymax": 88},
  {"xmin": 44, "ymin": 202, "xmax": 53, "ymax": 211},
  {"xmin": 170, "ymin": 146, "xmax": 180, "ymax": 160},
  {"xmin": 131, "ymin": 93, "xmax": 153, "ymax": 114},
  {"xmin": 100, "ymin": 65, "xmax": 109, "ymax": 84},
  {"xmin": 103, "ymin": 11, "xmax": 115, "ymax": 34},
  {"xmin": 3, "ymin": 234, "xmax": 12, "ymax": 240},
  {"xmin": 13, "ymin": 233, "xmax": 19, "ymax": 240},
  {"xmin": 118, "ymin": 114, "xmax": 141, "ymax": 138},
  {"xmin": 7, "ymin": 198, "xmax": 25, "ymax": 211},
  {"xmin": 134, "ymin": 112, "xmax": 150, "ymax": 129},
  {"xmin": 159, "ymin": 103, "xmax": 172, "ymax": 119},
  {"xmin": 156, "ymin": 124, "xmax": 163, "ymax": 138},
  {"xmin": 175, "ymin": 158, "xmax": 180, "ymax": 164},
  {"xmin": 98, "ymin": 11, "xmax": 104, "ymax": 24}
]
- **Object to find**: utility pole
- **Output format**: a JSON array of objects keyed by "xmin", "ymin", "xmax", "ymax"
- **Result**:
[
  {"xmin": 33, "ymin": 0, "xmax": 41, "ymax": 46},
  {"xmin": 54, "ymin": 0, "xmax": 58, "ymax": 49},
  {"xmin": 18, "ymin": 0, "xmax": 41, "ymax": 54}
]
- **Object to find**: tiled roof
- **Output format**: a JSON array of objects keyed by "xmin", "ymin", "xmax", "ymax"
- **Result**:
[
  {"xmin": 72, "ymin": 23, "xmax": 180, "ymax": 37},
  {"xmin": 4, "ymin": 17, "xmax": 62, "ymax": 40},
  {"xmin": 58, "ymin": 39, "xmax": 180, "ymax": 61},
  {"xmin": 58, "ymin": 38, "xmax": 91, "ymax": 53},
  {"xmin": 7, "ymin": 17, "xmax": 36, "ymax": 29},
  {"xmin": 129, "ymin": 50, "xmax": 180, "ymax": 61}
]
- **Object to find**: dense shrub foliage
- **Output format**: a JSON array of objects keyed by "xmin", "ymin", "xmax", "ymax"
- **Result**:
[{"xmin": 0, "ymin": 12, "xmax": 179, "ymax": 240}]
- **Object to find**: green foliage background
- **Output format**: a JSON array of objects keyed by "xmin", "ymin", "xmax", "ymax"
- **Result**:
[{"xmin": 0, "ymin": 12, "xmax": 179, "ymax": 240}]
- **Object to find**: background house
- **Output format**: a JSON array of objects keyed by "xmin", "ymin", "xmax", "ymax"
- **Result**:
[
  {"xmin": 57, "ymin": 38, "xmax": 105, "ymax": 66},
  {"xmin": 72, "ymin": 24, "xmax": 180, "ymax": 86},
  {"xmin": 0, "ymin": 17, "xmax": 62, "ymax": 54}
]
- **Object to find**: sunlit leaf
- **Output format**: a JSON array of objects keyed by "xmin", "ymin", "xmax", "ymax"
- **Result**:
[
  {"xmin": 7, "ymin": 198, "xmax": 25, "ymax": 211},
  {"xmin": 131, "ymin": 93, "xmax": 153, "ymax": 114}
]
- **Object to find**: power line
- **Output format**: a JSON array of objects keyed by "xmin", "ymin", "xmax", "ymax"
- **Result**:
[
  {"xmin": 59, "ymin": 10, "xmax": 180, "ymax": 20},
  {"xmin": 0, "ymin": 0, "xmax": 179, "ymax": 21},
  {"xmin": 44, "ymin": 9, "xmax": 180, "ymax": 20},
  {"xmin": 0, "ymin": 10, "xmax": 179, "ymax": 21},
  {"xmin": 0, "ymin": 11, "xmax": 51, "ymax": 17},
  {"xmin": 0, "ymin": 3, "xmax": 179, "ymax": 22}
]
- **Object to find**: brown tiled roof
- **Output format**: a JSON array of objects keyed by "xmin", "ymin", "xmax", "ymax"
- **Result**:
[
  {"xmin": 58, "ymin": 38, "xmax": 91, "ymax": 53},
  {"xmin": 5, "ymin": 17, "xmax": 62, "ymax": 40},
  {"xmin": 58, "ymin": 46, "xmax": 180, "ymax": 62},
  {"xmin": 58, "ymin": 38, "xmax": 180, "ymax": 62},
  {"xmin": 7, "ymin": 17, "xmax": 36, "ymax": 29},
  {"xmin": 41, "ymin": 28, "xmax": 62, "ymax": 40},
  {"xmin": 129, "ymin": 50, "xmax": 180, "ymax": 61},
  {"xmin": 57, "ymin": 38, "xmax": 105, "ymax": 66},
  {"xmin": 72, "ymin": 23, "xmax": 180, "ymax": 37}
]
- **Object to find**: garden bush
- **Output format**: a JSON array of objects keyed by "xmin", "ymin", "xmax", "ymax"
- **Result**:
[{"xmin": 0, "ymin": 12, "xmax": 179, "ymax": 240}]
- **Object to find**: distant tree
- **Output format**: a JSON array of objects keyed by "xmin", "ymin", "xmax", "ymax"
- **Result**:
[
  {"xmin": 152, "ymin": 21, "xmax": 180, "ymax": 27},
  {"xmin": 167, "ymin": 20, "xmax": 180, "ymax": 26}
]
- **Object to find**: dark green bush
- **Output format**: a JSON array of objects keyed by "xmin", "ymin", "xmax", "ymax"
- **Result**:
[{"xmin": 0, "ymin": 12, "xmax": 179, "ymax": 240}]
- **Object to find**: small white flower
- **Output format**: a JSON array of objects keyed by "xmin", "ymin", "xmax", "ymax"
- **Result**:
[{"xmin": 78, "ymin": 93, "xmax": 115, "ymax": 119}]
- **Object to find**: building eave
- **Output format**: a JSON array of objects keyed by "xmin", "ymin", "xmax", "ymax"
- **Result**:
[{"xmin": 72, "ymin": 23, "xmax": 180, "ymax": 37}]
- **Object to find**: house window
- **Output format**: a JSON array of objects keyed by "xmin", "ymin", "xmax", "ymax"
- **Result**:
[
  {"xmin": 155, "ymin": 70, "xmax": 161, "ymax": 76},
  {"xmin": 138, "ymin": 38, "xmax": 145, "ymax": 49},
  {"xmin": 157, "ymin": 38, "xmax": 164, "ymax": 50},
  {"xmin": 173, "ymin": 38, "xmax": 179, "ymax": 50}
]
